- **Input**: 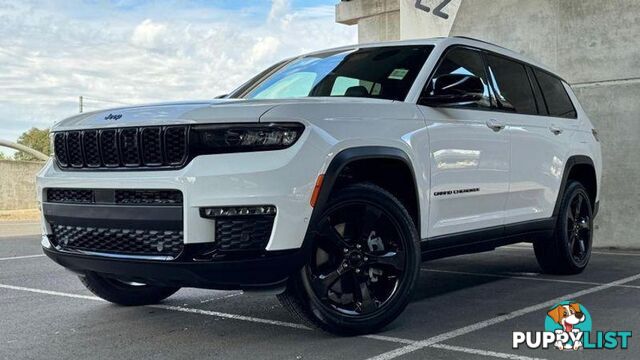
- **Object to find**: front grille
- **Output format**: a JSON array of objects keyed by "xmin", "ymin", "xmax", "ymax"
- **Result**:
[
  {"xmin": 53, "ymin": 126, "xmax": 189, "ymax": 170},
  {"xmin": 50, "ymin": 224, "xmax": 183, "ymax": 258},
  {"xmin": 215, "ymin": 216, "xmax": 275, "ymax": 252},
  {"xmin": 46, "ymin": 188, "xmax": 183, "ymax": 205}
]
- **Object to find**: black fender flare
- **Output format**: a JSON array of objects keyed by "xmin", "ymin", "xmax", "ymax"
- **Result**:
[
  {"xmin": 298, "ymin": 146, "xmax": 420, "ymax": 258},
  {"xmin": 552, "ymin": 155, "xmax": 596, "ymax": 217}
]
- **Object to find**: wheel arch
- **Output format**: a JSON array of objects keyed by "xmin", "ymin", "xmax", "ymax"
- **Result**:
[
  {"xmin": 553, "ymin": 155, "xmax": 598, "ymax": 217},
  {"xmin": 300, "ymin": 146, "xmax": 421, "ymax": 256}
]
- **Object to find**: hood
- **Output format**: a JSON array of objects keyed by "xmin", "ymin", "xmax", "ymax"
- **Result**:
[{"xmin": 51, "ymin": 97, "xmax": 394, "ymax": 131}]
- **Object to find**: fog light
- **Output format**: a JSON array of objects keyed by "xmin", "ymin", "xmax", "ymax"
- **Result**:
[
  {"xmin": 41, "ymin": 235, "xmax": 52, "ymax": 249},
  {"xmin": 200, "ymin": 205, "xmax": 276, "ymax": 218}
]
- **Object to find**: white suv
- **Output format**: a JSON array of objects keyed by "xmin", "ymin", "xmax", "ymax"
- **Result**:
[{"xmin": 37, "ymin": 37, "xmax": 601, "ymax": 335}]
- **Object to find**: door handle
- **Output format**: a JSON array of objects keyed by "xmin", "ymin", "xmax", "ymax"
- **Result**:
[
  {"xmin": 486, "ymin": 119, "xmax": 505, "ymax": 132},
  {"xmin": 549, "ymin": 125, "xmax": 563, "ymax": 135}
]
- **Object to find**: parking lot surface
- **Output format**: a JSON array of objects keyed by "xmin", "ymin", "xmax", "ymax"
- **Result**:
[{"xmin": 1, "ymin": 235, "xmax": 638, "ymax": 360}]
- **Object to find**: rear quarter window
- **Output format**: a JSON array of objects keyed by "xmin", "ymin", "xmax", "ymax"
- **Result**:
[{"xmin": 534, "ymin": 70, "xmax": 577, "ymax": 119}]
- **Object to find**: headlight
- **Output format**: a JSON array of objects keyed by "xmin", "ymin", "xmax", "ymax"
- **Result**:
[{"xmin": 190, "ymin": 123, "xmax": 304, "ymax": 154}]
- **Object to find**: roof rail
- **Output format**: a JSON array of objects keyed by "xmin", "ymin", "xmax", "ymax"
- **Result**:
[{"xmin": 451, "ymin": 36, "xmax": 510, "ymax": 51}]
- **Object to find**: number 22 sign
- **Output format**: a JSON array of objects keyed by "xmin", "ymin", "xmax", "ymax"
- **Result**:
[{"xmin": 415, "ymin": 0, "xmax": 452, "ymax": 19}]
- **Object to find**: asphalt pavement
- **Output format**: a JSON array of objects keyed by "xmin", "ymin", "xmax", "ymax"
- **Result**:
[{"xmin": 1, "ymin": 234, "xmax": 638, "ymax": 360}]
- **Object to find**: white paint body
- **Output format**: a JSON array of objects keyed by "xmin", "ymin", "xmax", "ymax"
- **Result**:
[{"xmin": 36, "ymin": 37, "xmax": 602, "ymax": 251}]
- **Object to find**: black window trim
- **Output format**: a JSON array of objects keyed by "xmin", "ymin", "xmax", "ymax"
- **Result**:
[{"xmin": 419, "ymin": 44, "xmax": 578, "ymax": 119}]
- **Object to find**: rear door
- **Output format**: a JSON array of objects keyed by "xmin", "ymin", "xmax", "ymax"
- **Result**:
[
  {"xmin": 417, "ymin": 47, "xmax": 510, "ymax": 238},
  {"xmin": 532, "ymin": 69, "xmax": 581, "ymax": 215},
  {"xmin": 483, "ymin": 53, "xmax": 573, "ymax": 224}
]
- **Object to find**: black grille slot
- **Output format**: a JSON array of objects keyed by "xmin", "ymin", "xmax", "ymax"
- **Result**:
[
  {"xmin": 51, "ymin": 224, "xmax": 183, "ymax": 258},
  {"xmin": 215, "ymin": 216, "xmax": 274, "ymax": 252},
  {"xmin": 141, "ymin": 127, "xmax": 163, "ymax": 166},
  {"xmin": 67, "ymin": 131, "xmax": 83, "ymax": 167},
  {"xmin": 164, "ymin": 127, "xmax": 188, "ymax": 165},
  {"xmin": 53, "ymin": 126, "xmax": 189, "ymax": 170},
  {"xmin": 83, "ymin": 130, "xmax": 100, "ymax": 167},
  {"xmin": 115, "ymin": 190, "xmax": 183, "ymax": 205},
  {"xmin": 100, "ymin": 129, "xmax": 120, "ymax": 167},
  {"xmin": 53, "ymin": 133, "xmax": 68, "ymax": 166},
  {"xmin": 119, "ymin": 128, "xmax": 140, "ymax": 166},
  {"xmin": 47, "ymin": 189, "xmax": 93, "ymax": 203}
]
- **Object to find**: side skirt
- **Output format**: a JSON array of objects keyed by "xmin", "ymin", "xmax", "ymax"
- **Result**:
[{"xmin": 420, "ymin": 218, "xmax": 555, "ymax": 261}]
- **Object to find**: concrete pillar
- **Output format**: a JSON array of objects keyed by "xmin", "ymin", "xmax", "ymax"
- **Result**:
[
  {"xmin": 336, "ymin": 0, "xmax": 640, "ymax": 248},
  {"xmin": 336, "ymin": 0, "xmax": 462, "ymax": 41},
  {"xmin": 336, "ymin": 0, "xmax": 400, "ymax": 42},
  {"xmin": 399, "ymin": 0, "xmax": 462, "ymax": 39}
]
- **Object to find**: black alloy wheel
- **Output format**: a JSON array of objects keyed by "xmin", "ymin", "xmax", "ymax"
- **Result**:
[
  {"xmin": 307, "ymin": 201, "xmax": 406, "ymax": 316},
  {"xmin": 278, "ymin": 183, "xmax": 420, "ymax": 335},
  {"xmin": 534, "ymin": 181, "xmax": 593, "ymax": 275}
]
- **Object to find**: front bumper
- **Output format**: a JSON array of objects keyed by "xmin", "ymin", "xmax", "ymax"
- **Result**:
[
  {"xmin": 35, "ymin": 130, "xmax": 330, "ymax": 289},
  {"xmin": 43, "ymin": 244, "xmax": 304, "ymax": 290}
]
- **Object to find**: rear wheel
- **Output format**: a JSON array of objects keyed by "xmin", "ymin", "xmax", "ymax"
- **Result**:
[
  {"xmin": 278, "ymin": 183, "xmax": 420, "ymax": 335},
  {"xmin": 534, "ymin": 181, "xmax": 593, "ymax": 274},
  {"xmin": 80, "ymin": 272, "xmax": 180, "ymax": 306}
]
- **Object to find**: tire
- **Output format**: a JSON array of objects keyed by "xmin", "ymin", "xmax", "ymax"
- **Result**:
[
  {"xmin": 79, "ymin": 272, "xmax": 180, "ymax": 306},
  {"xmin": 278, "ymin": 183, "xmax": 421, "ymax": 335},
  {"xmin": 534, "ymin": 180, "xmax": 593, "ymax": 275}
]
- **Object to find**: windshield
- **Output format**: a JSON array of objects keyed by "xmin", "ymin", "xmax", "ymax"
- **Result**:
[{"xmin": 239, "ymin": 45, "xmax": 433, "ymax": 101}]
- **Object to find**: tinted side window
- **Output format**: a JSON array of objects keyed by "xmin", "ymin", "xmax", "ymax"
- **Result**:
[
  {"xmin": 534, "ymin": 70, "xmax": 577, "ymax": 118},
  {"xmin": 423, "ymin": 48, "xmax": 491, "ymax": 108},
  {"xmin": 485, "ymin": 54, "xmax": 537, "ymax": 115}
]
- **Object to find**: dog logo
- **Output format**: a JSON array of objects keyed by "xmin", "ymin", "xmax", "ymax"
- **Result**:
[
  {"xmin": 545, "ymin": 302, "xmax": 588, "ymax": 350},
  {"xmin": 513, "ymin": 301, "xmax": 632, "ymax": 351},
  {"xmin": 104, "ymin": 113, "xmax": 123, "ymax": 121}
]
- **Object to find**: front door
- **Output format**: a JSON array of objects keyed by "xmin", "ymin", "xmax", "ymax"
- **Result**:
[{"xmin": 417, "ymin": 47, "xmax": 510, "ymax": 238}]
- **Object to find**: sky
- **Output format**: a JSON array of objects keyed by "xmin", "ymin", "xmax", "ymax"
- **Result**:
[{"xmin": 0, "ymin": 0, "xmax": 356, "ymax": 155}]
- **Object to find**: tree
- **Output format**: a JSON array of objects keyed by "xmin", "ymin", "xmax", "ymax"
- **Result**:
[
  {"xmin": 0, "ymin": 151, "xmax": 8, "ymax": 160},
  {"xmin": 14, "ymin": 127, "xmax": 51, "ymax": 161}
]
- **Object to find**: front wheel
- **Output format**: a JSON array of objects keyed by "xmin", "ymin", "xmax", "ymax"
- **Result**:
[
  {"xmin": 80, "ymin": 272, "xmax": 180, "ymax": 306},
  {"xmin": 278, "ymin": 183, "xmax": 420, "ymax": 335}
]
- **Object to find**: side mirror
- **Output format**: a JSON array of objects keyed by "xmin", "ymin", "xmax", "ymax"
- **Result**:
[{"xmin": 420, "ymin": 74, "xmax": 485, "ymax": 106}]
